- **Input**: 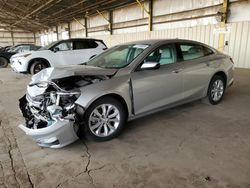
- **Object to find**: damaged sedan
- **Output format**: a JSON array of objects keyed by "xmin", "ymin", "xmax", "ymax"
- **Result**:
[{"xmin": 19, "ymin": 39, "xmax": 234, "ymax": 148}]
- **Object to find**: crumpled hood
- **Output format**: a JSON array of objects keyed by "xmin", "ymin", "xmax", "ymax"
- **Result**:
[{"xmin": 31, "ymin": 65, "xmax": 118, "ymax": 83}]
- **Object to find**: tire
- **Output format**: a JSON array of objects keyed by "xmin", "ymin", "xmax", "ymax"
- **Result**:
[
  {"xmin": 0, "ymin": 57, "xmax": 8, "ymax": 68},
  {"xmin": 30, "ymin": 60, "xmax": 47, "ymax": 75},
  {"xmin": 82, "ymin": 97, "xmax": 127, "ymax": 141},
  {"xmin": 205, "ymin": 75, "xmax": 226, "ymax": 105}
]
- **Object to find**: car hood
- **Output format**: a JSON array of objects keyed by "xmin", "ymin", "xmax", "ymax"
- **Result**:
[
  {"xmin": 31, "ymin": 65, "xmax": 118, "ymax": 83},
  {"xmin": 11, "ymin": 51, "xmax": 32, "ymax": 58}
]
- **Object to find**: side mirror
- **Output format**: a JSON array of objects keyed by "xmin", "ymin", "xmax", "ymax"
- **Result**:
[
  {"xmin": 53, "ymin": 47, "xmax": 60, "ymax": 53},
  {"xmin": 140, "ymin": 61, "xmax": 160, "ymax": 70}
]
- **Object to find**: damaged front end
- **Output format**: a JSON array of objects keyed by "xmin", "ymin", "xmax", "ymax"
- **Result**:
[{"xmin": 19, "ymin": 74, "xmax": 106, "ymax": 148}]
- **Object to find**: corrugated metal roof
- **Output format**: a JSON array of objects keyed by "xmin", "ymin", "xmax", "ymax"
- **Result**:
[{"xmin": 0, "ymin": 0, "xmax": 136, "ymax": 32}]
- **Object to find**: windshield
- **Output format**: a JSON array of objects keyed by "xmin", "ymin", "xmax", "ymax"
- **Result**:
[
  {"xmin": 86, "ymin": 44, "xmax": 149, "ymax": 68},
  {"xmin": 7, "ymin": 46, "xmax": 17, "ymax": 52},
  {"xmin": 39, "ymin": 41, "xmax": 58, "ymax": 50},
  {"xmin": 12, "ymin": 45, "xmax": 31, "ymax": 53}
]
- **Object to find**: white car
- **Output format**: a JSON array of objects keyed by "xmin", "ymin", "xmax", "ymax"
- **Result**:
[{"xmin": 10, "ymin": 38, "xmax": 107, "ymax": 74}]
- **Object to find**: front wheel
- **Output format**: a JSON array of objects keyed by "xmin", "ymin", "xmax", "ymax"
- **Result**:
[
  {"xmin": 30, "ymin": 60, "xmax": 48, "ymax": 75},
  {"xmin": 83, "ymin": 97, "xmax": 127, "ymax": 141},
  {"xmin": 0, "ymin": 57, "xmax": 8, "ymax": 68},
  {"xmin": 206, "ymin": 75, "xmax": 226, "ymax": 105}
]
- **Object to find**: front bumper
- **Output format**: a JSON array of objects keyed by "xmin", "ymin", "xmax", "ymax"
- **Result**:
[
  {"xmin": 10, "ymin": 57, "xmax": 28, "ymax": 73},
  {"xmin": 19, "ymin": 119, "xmax": 78, "ymax": 149},
  {"xmin": 19, "ymin": 94, "xmax": 80, "ymax": 148}
]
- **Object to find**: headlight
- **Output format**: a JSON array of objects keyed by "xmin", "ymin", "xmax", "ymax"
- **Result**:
[
  {"xmin": 22, "ymin": 53, "xmax": 32, "ymax": 57},
  {"xmin": 29, "ymin": 82, "xmax": 48, "ymax": 88},
  {"xmin": 14, "ymin": 53, "xmax": 32, "ymax": 59}
]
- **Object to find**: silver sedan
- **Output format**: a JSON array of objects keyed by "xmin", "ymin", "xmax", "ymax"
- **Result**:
[{"xmin": 19, "ymin": 39, "xmax": 234, "ymax": 148}]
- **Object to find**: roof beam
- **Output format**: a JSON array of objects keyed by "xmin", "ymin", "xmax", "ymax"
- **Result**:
[
  {"xmin": 41, "ymin": 0, "xmax": 88, "ymax": 20},
  {"xmin": 10, "ymin": 0, "xmax": 59, "ymax": 27},
  {"xmin": 0, "ymin": 5, "xmax": 49, "ymax": 31},
  {"xmin": 43, "ymin": 0, "xmax": 133, "ymax": 25},
  {"xmin": 0, "ymin": 0, "xmax": 139, "ymax": 33}
]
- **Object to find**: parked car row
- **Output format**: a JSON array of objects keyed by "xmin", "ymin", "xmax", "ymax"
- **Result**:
[
  {"xmin": 0, "ymin": 45, "xmax": 12, "ymax": 52},
  {"xmin": 17, "ymin": 39, "xmax": 234, "ymax": 148},
  {"xmin": 10, "ymin": 38, "xmax": 107, "ymax": 74},
  {"xmin": 0, "ymin": 44, "xmax": 41, "ymax": 68}
]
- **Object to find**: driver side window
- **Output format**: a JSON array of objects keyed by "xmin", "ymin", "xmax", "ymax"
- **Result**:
[
  {"xmin": 145, "ymin": 44, "xmax": 176, "ymax": 65},
  {"xmin": 54, "ymin": 41, "xmax": 73, "ymax": 51}
]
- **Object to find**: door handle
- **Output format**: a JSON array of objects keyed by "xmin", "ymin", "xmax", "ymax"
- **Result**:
[{"xmin": 172, "ymin": 69, "xmax": 182, "ymax": 73}]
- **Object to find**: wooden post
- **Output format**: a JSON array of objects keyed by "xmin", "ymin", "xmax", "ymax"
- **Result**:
[
  {"xmin": 84, "ymin": 17, "xmax": 88, "ymax": 37},
  {"xmin": 109, "ymin": 11, "xmax": 113, "ymax": 35},
  {"xmin": 33, "ymin": 32, "xmax": 36, "ymax": 44},
  {"xmin": 56, "ymin": 26, "xmax": 59, "ymax": 40},
  {"xmin": 136, "ymin": 0, "xmax": 152, "ymax": 31},
  {"xmin": 68, "ymin": 22, "xmax": 71, "ymax": 38},
  {"xmin": 11, "ymin": 31, "xmax": 14, "ymax": 45},
  {"xmin": 148, "ymin": 0, "xmax": 153, "ymax": 31},
  {"xmin": 218, "ymin": 0, "xmax": 229, "ymax": 52}
]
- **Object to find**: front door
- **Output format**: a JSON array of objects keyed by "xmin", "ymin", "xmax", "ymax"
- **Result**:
[
  {"xmin": 131, "ymin": 44, "xmax": 184, "ymax": 115},
  {"xmin": 51, "ymin": 40, "xmax": 74, "ymax": 66}
]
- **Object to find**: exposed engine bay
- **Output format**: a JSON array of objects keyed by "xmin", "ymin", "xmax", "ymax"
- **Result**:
[{"xmin": 19, "ymin": 75, "xmax": 108, "ymax": 148}]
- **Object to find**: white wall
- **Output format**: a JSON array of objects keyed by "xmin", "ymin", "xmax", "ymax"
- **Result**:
[
  {"xmin": 0, "ymin": 30, "xmax": 35, "ymax": 47},
  {"xmin": 37, "ymin": 24, "xmax": 71, "ymax": 46},
  {"xmin": 70, "ymin": 19, "xmax": 86, "ymax": 38},
  {"xmin": 228, "ymin": 0, "xmax": 250, "ymax": 22},
  {"xmin": 88, "ymin": 0, "xmax": 250, "ymax": 68},
  {"xmin": 92, "ymin": 21, "xmax": 250, "ymax": 68},
  {"xmin": 37, "ymin": 0, "xmax": 250, "ymax": 68}
]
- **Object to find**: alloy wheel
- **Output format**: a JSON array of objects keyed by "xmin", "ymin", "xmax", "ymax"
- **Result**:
[
  {"xmin": 34, "ymin": 62, "xmax": 46, "ymax": 74},
  {"xmin": 0, "ymin": 57, "xmax": 8, "ymax": 68},
  {"xmin": 88, "ymin": 104, "xmax": 120, "ymax": 137},
  {"xmin": 211, "ymin": 79, "xmax": 224, "ymax": 102}
]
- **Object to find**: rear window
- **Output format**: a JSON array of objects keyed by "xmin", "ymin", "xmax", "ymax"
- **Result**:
[
  {"xmin": 73, "ymin": 41, "xmax": 89, "ymax": 50},
  {"xmin": 95, "ymin": 40, "xmax": 107, "ymax": 49},
  {"xmin": 203, "ymin": 46, "xmax": 214, "ymax": 56},
  {"xmin": 73, "ymin": 40, "xmax": 98, "ymax": 50},
  {"xmin": 88, "ymin": 40, "xmax": 98, "ymax": 48},
  {"xmin": 179, "ymin": 43, "xmax": 214, "ymax": 61}
]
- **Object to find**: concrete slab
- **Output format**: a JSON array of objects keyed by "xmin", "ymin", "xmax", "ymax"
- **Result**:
[{"xmin": 0, "ymin": 68, "xmax": 249, "ymax": 188}]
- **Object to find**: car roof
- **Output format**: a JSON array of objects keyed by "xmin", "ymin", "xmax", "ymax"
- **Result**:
[
  {"xmin": 122, "ymin": 39, "xmax": 207, "ymax": 45},
  {"xmin": 57, "ymin": 38, "xmax": 103, "ymax": 43},
  {"xmin": 14, "ymin": 43, "xmax": 37, "ymax": 47},
  {"xmin": 121, "ymin": 39, "xmax": 216, "ymax": 52}
]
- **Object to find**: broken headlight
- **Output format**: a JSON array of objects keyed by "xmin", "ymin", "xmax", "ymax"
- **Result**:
[{"xmin": 22, "ymin": 81, "xmax": 81, "ymax": 129}]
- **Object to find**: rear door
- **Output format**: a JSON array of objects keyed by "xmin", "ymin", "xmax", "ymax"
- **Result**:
[
  {"xmin": 131, "ymin": 43, "xmax": 184, "ymax": 115},
  {"xmin": 177, "ymin": 42, "xmax": 215, "ymax": 100}
]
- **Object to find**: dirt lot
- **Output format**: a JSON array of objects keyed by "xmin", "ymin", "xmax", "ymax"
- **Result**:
[{"xmin": 0, "ymin": 68, "xmax": 249, "ymax": 188}]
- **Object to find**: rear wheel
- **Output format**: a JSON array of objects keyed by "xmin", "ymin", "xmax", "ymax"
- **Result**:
[
  {"xmin": 0, "ymin": 57, "xmax": 8, "ymax": 68},
  {"xmin": 30, "ymin": 60, "xmax": 48, "ymax": 75},
  {"xmin": 83, "ymin": 97, "xmax": 126, "ymax": 141},
  {"xmin": 205, "ymin": 75, "xmax": 226, "ymax": 105}
]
